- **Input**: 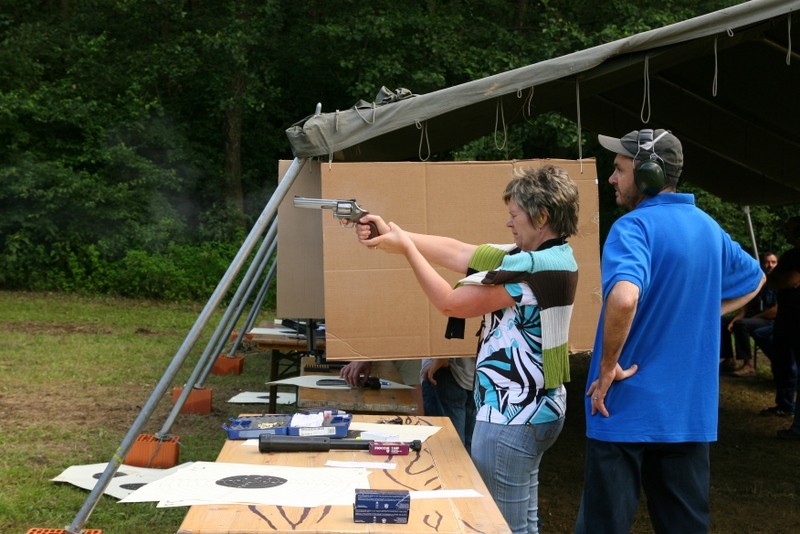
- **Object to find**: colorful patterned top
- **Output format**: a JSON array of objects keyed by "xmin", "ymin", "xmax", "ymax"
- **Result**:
[{"xmin": 460, "ymin": 240, "xmax": 578, "ymax": 425}]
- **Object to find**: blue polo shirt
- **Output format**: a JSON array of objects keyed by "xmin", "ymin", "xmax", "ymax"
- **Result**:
[{"xmin": 586, "ymin": 193, "xmax": 762, "ymax": 442}]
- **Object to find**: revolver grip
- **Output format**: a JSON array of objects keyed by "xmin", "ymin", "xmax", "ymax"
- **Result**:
[{"xmin": 366, "ymin": 220, "xmax": 380, "ymax": 239}]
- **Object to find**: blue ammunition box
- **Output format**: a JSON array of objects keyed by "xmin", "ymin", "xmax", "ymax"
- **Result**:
[
  {"xmin": 353, "ymin": 488, "xmax": 410, "ymax": 524},
  {"xmin": 354, "ymin": 488, "xmax": 411, "ymax": 511},
  {"xmin": 353, "ymin": 509, "xmax": 409, "ymax": 524}
]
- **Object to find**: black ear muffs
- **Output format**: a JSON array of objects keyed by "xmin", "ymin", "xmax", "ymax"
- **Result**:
[{"xmin": 634, "ymin": 129, "xmax": 667, "ymax": 196}]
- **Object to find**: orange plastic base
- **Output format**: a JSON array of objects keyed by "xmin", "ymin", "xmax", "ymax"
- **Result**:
[
  {"xmin": 171, "ymin": 386, "xmax": 213, "ymax": 414},
  {"xmin": 26, "ymin": 529, "xmax": 103, "ymax": 533},
  {"xmin": 124, "ymin": 433, "xmax": 181, "ymax": 468},
  {"xmin": 211, "ymin": 354, "xmax": 244, "ymax": 376}
]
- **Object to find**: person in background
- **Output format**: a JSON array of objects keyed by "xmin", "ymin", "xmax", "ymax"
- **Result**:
[
  {"xmin": 718, "ymin": 251, "xmax": 778, "ymax": 376},
  {"xmin": 774, "ymin": 249, "xmax": 800, "ymax": 438},
  {"xmin": 420, "ymin": 357, "xmax": 476, "ymax": 452},
  {"xmin": 575, "ymin": 129, "xmax": 764, "ymax": 534},
  {"xmin": 752, "ymin": 321, "xmax": 798, "ymax": 418},
  {"xmin": 354, "ymin": 165, "xmax": 580, "ymax": 534},
  {"xmin": 339, "ymin": 360, "xmax": 424, "ymax": 413},
  {"xmin": 768, "ymin": 217, "xmax": 800, "ymax": 433}
]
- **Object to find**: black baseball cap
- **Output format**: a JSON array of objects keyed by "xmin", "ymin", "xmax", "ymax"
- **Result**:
[{"xmin": 598, "ymin": 129, "xmax": 683, "ymax": 179}]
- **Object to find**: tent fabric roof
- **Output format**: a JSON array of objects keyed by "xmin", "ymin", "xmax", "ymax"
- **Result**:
[{"xmin": 286, "ymin": 0, "xmax": 800, "ymax": 206}]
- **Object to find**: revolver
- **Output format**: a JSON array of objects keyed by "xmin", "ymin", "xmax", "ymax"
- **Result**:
[{"xmin": 293, "ymin": 197, "xmax": 380, "ymax": 238}]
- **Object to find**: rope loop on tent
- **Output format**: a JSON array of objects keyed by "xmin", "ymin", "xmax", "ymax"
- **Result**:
[
  {"xmin": 354, "ymin": 102, "xmax": 377, "ymax": 124},
  {"xmin": 788, "ymin": 14, "xmax": 793, "ymax": 66},
  {"xmin": 712, "ymin": 29, "xmax": 734, "ymax": 97},
  {"xmin": 712, "ymin": 36, "xmax": 719, "ymax": 97},
  {"xmin": 494, "ymin": 98, "xmax": 508, "ymax": 150},
  {"xmin": 576, "ymin": 80, "xmax": 584, "ymax": 174},
  {"xmin": 416, "ymin": 120, "xmax": 431, "ymax": 161},
  {"xmin": 640, "ymin": 55, "xmax": 652, "ymax": 123},
  {"xmin": 521, "ymin": 87, "xmax": 536, "ymax": 124}
]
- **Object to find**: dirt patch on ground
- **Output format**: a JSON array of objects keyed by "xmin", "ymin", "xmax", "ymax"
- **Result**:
[{"xmin": 0, "ymin": 320, "xmax": 115, "ymax": 336}]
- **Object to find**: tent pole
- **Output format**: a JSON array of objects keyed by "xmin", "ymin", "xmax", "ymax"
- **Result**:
[
  {"xmin": 743, "ymin": 205, "xmax": 759, "ymax": 260},
  {"xmin": 161, "ymin": 218, "xmax": 278, "ymax": 435},
  {"xmin": 228, "ymin": 257, "xmax": 278, "ymax": 356},
  {"xmin": 66, "ymin": 157, "xmax": 308, "ymax": 534}
]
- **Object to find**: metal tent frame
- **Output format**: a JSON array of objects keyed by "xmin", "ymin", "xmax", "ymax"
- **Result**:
[{"xmin": 66, "ymin": 157, "xmax": 308, "ymax": 533}]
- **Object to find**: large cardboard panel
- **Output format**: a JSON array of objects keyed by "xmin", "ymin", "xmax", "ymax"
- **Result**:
[
  {"xmin": 278, "ymin": 159, "xmax": 602, "ymax": 361},
  {"xmin": 276, "ymin": 160, "xmax": 325, "ymax": 319}
]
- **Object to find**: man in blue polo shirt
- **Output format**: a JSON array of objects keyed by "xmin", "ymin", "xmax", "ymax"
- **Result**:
[{"xmin": 574, "ymin": 129, "xmax": 765, "ymax": 534}]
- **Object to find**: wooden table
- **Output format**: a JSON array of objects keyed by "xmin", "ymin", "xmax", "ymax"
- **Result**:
[
  {"xmin": 178, "ymin": 415, "xmax": 510, "ymax": 534},
  {"xmin": 297, "ymin": 357, "xmax": 419, "ymax": 415}
]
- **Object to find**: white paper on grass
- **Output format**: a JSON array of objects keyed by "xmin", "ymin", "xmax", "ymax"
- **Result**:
[
  {"xmin": 119, "ymin": 461, "xmax": 371, "ymax": 508},
  {"xmin": 51, "ymin": 462, "xmax": 193, "ymax": 500},
  {"xmin": 266, "ymin": 374, "xmax": 413, "ymax": 389}
]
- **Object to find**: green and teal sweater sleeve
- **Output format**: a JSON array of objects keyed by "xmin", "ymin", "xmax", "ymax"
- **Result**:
[{"xmin": 470, "ymin": 244, "xmax": 578, "ymax": 389}]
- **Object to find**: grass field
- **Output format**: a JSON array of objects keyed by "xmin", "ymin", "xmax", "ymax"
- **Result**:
[
  {"xmin": 0, "ymin": 291, "xmax": 285, "ymax": 533},
  {"xmin": 1, "ymin": 290, "xmax": 799, "ymax": 533}
]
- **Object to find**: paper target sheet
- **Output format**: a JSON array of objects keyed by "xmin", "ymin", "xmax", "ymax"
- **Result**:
[
  {"xmin": 266, "ymin": 374, "xmax": 413, "ymax": 389},
  {"xmin": 119, "ymin": 461, "xmax": 371, "ymax": 508},
  {"xmin": 51, "ymin": 462, "xmax": 193, "ymax": 500},
  {"xmin": 227, "ymin": 390, "xmax": 296, "ymax": 404}
]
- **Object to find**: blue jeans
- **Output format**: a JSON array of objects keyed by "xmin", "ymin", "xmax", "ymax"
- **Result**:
[
  {"xmin": 471, "ymin": 419, "xmax": 564, "ymax": 534},
  {"xmin": 575, "ymin": 439, "xmax": 710, "ymax": 534},
  {"xmin": 422, "ymin": 366, "xmax": 476, "ymax": 452}
]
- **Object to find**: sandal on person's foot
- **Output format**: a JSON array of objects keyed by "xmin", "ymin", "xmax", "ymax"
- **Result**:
[{"xmin": 732, "ymin": 366, "xmax": 755, "ymax": 377}]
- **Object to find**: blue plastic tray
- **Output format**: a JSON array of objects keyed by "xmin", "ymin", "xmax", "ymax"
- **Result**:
[
  {"xmin": 222, "ymin": 412, "xmax": 353, "ymax": 440},
  {"xmin": 222, "ymin": 415, "xmax": 290, "ymax": 439}
]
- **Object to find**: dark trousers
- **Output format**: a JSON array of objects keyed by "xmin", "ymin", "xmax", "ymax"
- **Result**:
[
  {"xmin": 575, "ymin": 439, "xmax": 710, "ymax": 534},
  {"xmin": 720, "ymin": 316, "xmax": 772, "ymax": 362},
  {"xmin": 422, "ymin": 366, "xmax": 476, "ymax": 453},
  {"xmin": 756, "ymin": 324, "xmax": 798, "ymax": 411}
]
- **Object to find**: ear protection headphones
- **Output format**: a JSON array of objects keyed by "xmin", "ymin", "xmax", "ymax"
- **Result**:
[{"xmin": 633, "ymin": 129, "xmax": 667, "ymax": 196}]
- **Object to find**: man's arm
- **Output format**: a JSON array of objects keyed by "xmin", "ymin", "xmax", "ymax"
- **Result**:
[
  {"xmin": 588, "ymin": 280, "xmax": 640, "ymax": 416},
  {"xmin": 754, "ymin": 303, "xmax": 777, "ymax": 320},
  {"xmin": 721, "ymin": 274, "xmax": 765, "ymax": 316}
]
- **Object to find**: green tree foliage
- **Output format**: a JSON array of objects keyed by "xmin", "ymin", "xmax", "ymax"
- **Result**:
[{"xmin": 0, "ymin": 0, "xmax": 787, "ymax": 300}]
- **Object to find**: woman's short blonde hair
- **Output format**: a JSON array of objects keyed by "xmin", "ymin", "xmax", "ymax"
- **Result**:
[{"xmin": 503, "ymin": 164, "xmax": 579, "ymax": 237}]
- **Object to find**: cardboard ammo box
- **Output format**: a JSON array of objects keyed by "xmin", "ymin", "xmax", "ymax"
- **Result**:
[
  {"xmin": 277, "ymin": 159, "xmax": 600, "ymax": 361},
  {"xmin": 353, "ymin": 488, "xmax": 410, "ymax": 524}
]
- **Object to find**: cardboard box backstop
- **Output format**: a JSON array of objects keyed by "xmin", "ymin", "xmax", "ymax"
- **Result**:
[{"xmin": 277, "ymin": 159, "xmax": 600, "ymax": 360}]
